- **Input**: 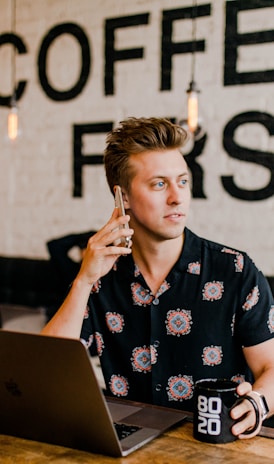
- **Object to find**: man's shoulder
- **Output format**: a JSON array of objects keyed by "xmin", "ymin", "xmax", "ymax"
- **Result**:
[
  {"xmin": 185, "ymin": 228, "xmax": 246, "ymax": 256},
  {"xmin": 184, "ymin": 228, "xmax": 249, "ymax": 276}
]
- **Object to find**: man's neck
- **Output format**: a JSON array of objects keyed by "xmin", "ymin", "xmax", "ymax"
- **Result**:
[{"xmin": 131, "ymin": 234, "xmax": 184, "ymax": 295}]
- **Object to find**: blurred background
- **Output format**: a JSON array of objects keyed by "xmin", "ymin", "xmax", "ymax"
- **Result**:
[{"xmin": 0, "ymin": 0, "xmax": 273, "ymax": 325}]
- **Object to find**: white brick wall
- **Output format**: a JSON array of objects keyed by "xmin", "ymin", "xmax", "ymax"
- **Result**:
[{"xmin": 0, "ymin": 0, "xmax": 273, "ymax": 275}]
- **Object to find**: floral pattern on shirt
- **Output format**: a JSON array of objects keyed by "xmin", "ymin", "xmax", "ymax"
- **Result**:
[
  {"xmin": 165, "ymin": 309, "xmax": 192, "ymax": 336},
  {"xmin": 202, "ymin": 281, "xmax": 224, "ymax": 301},
  {"xmin": 242, "ymin": 286, "xmax": 260, "ymax": 311},
  {"xmin": 268, "ymin": 306, "xmax": 274, "ymax": 333},
  {"xmin": 167, "ymin": 375, "xmax": 194, "ymax": 402},
  {"xmin": 109, "ymin": 375, "xmax": 129, "ymax": 397},
  {"xmin": 131, "ymin": 345, "xmax": 157, "ymax": 373},
  {"xmin": 222, "ymin": 248, "xmax": 243, "ymax": 273},
  {"xmin": 202, "ymin": 345, "xmax": 223, "ymax": 366},
  {"xmin": 81, "ymin": 228, "xmax": 274, "ymax": 411},
  {"xmin": 106, "ymin": 312, "xmax": 124, "ymax": 333}
]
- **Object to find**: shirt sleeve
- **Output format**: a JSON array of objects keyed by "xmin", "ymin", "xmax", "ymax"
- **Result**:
[{"xmin": 236, "ymin": 253, "xmax": 274, "ymax": 347}]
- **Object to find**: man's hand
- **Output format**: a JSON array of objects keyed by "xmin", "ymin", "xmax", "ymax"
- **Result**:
[
  {"xmin": 230, "ymin": 382, "xmax": 262, "ymax": 439},
  {"xmin": 77, "ymin": 208, "xmax": 134, "ymax": 287}
]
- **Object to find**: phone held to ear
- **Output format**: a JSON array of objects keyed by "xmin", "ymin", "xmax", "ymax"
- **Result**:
[{"xmin": 114, "ymin": 185, "xmax": 130, "ymax": 248}]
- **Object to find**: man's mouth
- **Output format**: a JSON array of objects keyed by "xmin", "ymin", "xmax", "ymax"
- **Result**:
[{"xmin": 164, "ymin": 212, "xmax": 184, "ymax": 219}]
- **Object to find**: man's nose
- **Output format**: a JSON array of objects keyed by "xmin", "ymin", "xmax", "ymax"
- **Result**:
[{"xmin": 167, "ymin": 184, "xmax": 183, "ymax": 204}]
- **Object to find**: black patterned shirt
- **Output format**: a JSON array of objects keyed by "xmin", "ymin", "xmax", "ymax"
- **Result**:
[{"xmin": 80, "ymin": 228, "xmax": 274, "ymax": 411}]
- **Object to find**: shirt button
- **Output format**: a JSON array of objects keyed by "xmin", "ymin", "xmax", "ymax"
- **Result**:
[
  {"xmin": 152, "ymin": 298, "xmax": 159, "ymax": 305},
  {"xmin": 154, "ymin": 340, "xmax": 160, "ymax": 348},
  {"xmin": 155, "ymin": 384, "xmax": 162, "ymax": 391}
]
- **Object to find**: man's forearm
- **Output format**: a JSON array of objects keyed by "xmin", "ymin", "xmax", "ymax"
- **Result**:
[{"xmin": 40, "ymin": 277, "xmax": 93, "ymax": 338}]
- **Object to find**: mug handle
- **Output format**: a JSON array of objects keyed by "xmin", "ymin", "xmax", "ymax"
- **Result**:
[{"xmin": 239, "ymin": 395, "xmax": 261, "ymax": 435}]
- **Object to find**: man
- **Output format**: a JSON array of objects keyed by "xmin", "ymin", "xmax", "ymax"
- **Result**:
[{"xmin": 41, "ymin": 117, "xmax": 274, "ymax": 439}]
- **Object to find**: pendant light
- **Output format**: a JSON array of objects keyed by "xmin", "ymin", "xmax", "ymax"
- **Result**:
[
  {"xmin": 178, "ymin": 0, "xmax": 204, "ymax": 141},
  {"xmin": 187, "ymin": 0, "xmax": 200, "ymax": 135}
]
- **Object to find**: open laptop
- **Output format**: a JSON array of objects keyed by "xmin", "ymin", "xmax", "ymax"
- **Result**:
[{"xmin": 0, "ymin": 330, "xmax": 188, "ymax": 457}]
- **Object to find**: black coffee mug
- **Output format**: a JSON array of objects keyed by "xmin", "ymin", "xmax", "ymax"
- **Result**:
[{"xmin": 193, "ymin": 379, "xmax": 260, "ymax": 444}]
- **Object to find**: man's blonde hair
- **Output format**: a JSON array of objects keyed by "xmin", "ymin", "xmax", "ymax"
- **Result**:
[{"xmin": 104, "ymin": 117, "xmax": 188, "ymax": 194}]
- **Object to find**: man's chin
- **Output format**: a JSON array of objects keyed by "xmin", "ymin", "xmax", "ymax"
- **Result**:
[{"xmin": 157, "ymin": 228, "xmax": 186, "ymax": 241}]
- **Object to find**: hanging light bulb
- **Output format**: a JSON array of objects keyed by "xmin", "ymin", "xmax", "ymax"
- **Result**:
[
  {"xmin": 187, "ymin": 80, "xmax": 199, "ymax": 133},
  {"xmin": 186, "ymin": 0, "xmax": 200, "ymax": 136},
  {"xmin": 8, "ymin": 94, "xmax": 18, "ymax": 141},
  {"xmin": 178, "ymin": 0, "xmax": 204, "ymax": 140}
]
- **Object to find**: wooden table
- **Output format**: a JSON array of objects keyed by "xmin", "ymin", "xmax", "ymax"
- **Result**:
[{"xmin": 0, "ymin": 422, "xmax": 273, "ymax": 464}]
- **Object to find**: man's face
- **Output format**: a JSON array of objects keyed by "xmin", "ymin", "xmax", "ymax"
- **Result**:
[{"xmin": 124, "ymin": 149, "xmax": 191, "ymax": 242}]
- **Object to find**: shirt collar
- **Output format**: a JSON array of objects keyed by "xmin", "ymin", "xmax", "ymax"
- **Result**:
[{"xmin": 115, "ymin": 228, "xmax": 202, "ymax": 277}]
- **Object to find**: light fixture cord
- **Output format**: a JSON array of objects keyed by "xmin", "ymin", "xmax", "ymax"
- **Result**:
[
  {"xmin": 190, "ymin": 0, "xmax": 198, "ymax": 82},
  {"xmin": 11, "ymin": 0, "xmax": 16, "ymax": 102}
]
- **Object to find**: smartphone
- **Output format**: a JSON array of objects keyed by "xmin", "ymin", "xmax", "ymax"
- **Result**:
[{"xmin": 114, "ymin": 185, "xmax": 130, "ymax": 247}]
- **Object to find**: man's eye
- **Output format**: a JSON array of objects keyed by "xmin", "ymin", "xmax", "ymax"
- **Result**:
[
  {"xmin": 155, "ymin": 181, "xmax": 165, "ymax": 188},
  {"xmin": 180, "ymin": 179, "xmax": 188, "ymax": 186}
]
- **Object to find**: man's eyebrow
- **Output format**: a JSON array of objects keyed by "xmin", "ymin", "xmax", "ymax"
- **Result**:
[{"xmin": 148, "ymin": 172, "xmax": 189, "ymax": 180}]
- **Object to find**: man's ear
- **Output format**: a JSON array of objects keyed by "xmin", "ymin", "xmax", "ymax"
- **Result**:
[{"xmin": 122, "ymin": 190, "xmax": 130, "ymax": 209}]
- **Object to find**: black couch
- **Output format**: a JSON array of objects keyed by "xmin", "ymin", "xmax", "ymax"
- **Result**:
[
  {"xmin": 0, "ymin": 256, "xmax": 62, "ymax": 309},
  {"xmin": 0, "ymin": 255, "xmax": 273, "ymax": 311}
]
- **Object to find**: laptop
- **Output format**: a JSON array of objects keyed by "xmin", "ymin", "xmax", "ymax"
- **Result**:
[{"xmin": 0, "ymin": 330, "xmax": 188, "ymax": 457}]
